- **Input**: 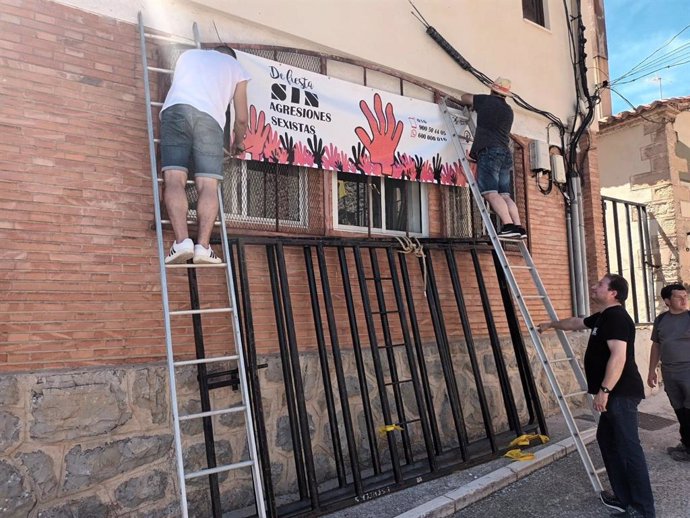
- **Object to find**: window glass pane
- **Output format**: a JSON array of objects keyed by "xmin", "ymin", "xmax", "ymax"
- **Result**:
[
  {"xmin": 384, "ymin": 177, "xmax": 421, "ymax": 233},
  {"xmin": 337, "ymin": 172, "xmax": 381, "ymax": 228},
  {"xmin": 522, "ymin": 0, "xmax": 545, "ymax": 26}
]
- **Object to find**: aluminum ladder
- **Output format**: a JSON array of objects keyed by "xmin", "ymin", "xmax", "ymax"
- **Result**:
[
  {"xmin": 438, "ymin": 97, "xmax": 604, "ymax": 493},
  {"xmin": 137, "ymin": 13, "xmax": 267, "ymax": 517}
]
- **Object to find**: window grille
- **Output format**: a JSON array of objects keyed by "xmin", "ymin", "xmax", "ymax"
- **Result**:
[{"xmin": 183, "ymin": 159, "xmax": 325, "ymax": 235}]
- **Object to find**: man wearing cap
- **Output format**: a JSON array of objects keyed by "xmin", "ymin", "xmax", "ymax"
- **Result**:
[{"xmin": 460, "ymin": 78, "xmax": 526, "ymax": 239}]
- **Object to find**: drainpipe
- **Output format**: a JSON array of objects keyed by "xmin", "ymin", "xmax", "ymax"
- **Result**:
[
  {"xmin": 568, "ymin": 175, "xmax": 588, "ymax": 317},
  {"xmin": 575, "ymin": 176, "xmax": 590, "ymax": 315},
  {"xmin": 565, "ymin": 206, "xmax": 578, "ymax": 313}
]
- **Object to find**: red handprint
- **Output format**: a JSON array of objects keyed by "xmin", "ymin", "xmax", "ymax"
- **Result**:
[
  {"xmin": 243, "ymin": 105, "xmax": 271, "ymax": 159},
  {"xmin": 355, "ymin": 93, "xmax": 404, "ymax": 176}
]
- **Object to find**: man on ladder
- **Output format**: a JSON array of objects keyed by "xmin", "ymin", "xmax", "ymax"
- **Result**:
[
  {"xmin": 459, "ymin": 77, "xmax": 527, "ymax": 239},
  {"xmin": 539, "ymin": 274, "xmax": 656, "ymax": 518},
  {"xmin": 160, "ymin": 45, "xmax": 250, "ymax": 264}
]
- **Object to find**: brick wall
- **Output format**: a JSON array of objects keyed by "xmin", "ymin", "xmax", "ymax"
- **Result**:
[
  {"xmin": 1, "ymin": 0, "xmax": 579, "ymax": 373},
  {"xmin": 580, "ymin": 132, "xmax": 608, "ymax": 284},
  {"xmin": 0, "ymin": 0, "xmax": 170, "ymax": 371}
]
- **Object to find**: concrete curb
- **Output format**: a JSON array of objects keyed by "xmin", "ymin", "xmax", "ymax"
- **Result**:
[{"xmin": 394, "ymin": 434, "xmax": 597, "ymax": 518}]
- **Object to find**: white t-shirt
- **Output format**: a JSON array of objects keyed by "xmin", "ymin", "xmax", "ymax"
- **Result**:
[{"xmin": 161, "ymin": 49, "xmax": 251, "ymax": 129}]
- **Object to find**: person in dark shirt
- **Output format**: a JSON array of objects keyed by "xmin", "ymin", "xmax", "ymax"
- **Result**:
[
  {"xmin": 538, "ymin": 274, "xmax": 655, "ymax": 518},
  {"xmin": 460, "ymin": 77, "xmax": 525, "ymax": 239}
]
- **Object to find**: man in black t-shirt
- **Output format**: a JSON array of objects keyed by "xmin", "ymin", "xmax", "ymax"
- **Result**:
[
  {"xmin": 459, "ymin": 77, "xmax": 526, "ymax": 239},
  {"xmin": 538, "ymin": 274, "xmax": 655, "ymax": 518}
]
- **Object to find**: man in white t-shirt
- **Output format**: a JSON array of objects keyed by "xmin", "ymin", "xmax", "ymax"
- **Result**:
[{"xmin": 160, "ymin": 46, "xmax": 250, "ymax": 264}]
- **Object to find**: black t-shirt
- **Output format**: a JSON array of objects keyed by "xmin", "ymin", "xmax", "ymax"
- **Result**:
[
  {"xmin": 583, "ymin": 305, "xmax": 644, "ymax": 398},
  {"xmin": 469, "ymin": 94, "xmax": 514, "ymax": 159}
]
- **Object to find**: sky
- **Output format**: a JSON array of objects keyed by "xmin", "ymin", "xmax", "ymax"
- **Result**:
[{"xmin": 603, "ymin": 0, "xmax": 690, "ymax": 114}]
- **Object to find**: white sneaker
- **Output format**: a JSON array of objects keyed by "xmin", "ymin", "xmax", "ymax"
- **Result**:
[
  {"xmin": 165, "ymin": 238, "xmax": 194, "ymax": 264},
  {"xmin": 193, "ymin": 244, "xmax": 222, "ymax": 264}
]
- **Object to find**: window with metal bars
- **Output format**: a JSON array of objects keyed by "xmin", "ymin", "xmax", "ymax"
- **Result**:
[{"xmin": 223, "ymin": 159, "xmax": 307, "ymax": 226}]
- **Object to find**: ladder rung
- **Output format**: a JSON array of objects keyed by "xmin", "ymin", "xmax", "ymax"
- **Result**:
[
  {"xmin": 166, "ymin": 263, "xmax": 227, "ymax": 269},
  {"xmin": 174, "ymin": 354, "xmax": 239, "ymax": 367},
  {"xmin": 521, "ymin": 295, "xmax": 546, "ymax": 300},
  {"xmin": 594, "ymin": 467, "xmax": 607, "ymax": 475},
  {"xmin": 153, "ymin": 138, "xmax": 160, "ymax": 144},
  {"xmin": 144, "ymin": 32, "xmax": 197, "ymax": 45},
  {"xmin": 510, "ymin": 265, "xmax": 533, "ymax": 270},
  {"xmin": 156, "ymin": 178, "xmax": 195, "ymax": 184},
  {"xmin": 151, "ymin": 101, "xmax": 163, "ymax": 107},
  {"xmin": 147, "ymin": 66, "xmax": 173, "ymax": 74},
  {"xmin": 550, "ymin": 357, "xmax": 575, "ymax": 363},
  {"xmin": 161, "ymin": 219, "xmax": 222, "ymax": 226},
  {"xmin": 179, "ymin": 405, "xmax": 246, "ymax": 422},
  {"xmin": 563, "ymin": 390, "xmax": 588, "ymax": 398},
  {"xmin": 169, "ymin": 307, "xmax": 233, "ymax": 316},
  {"xmin": 185, "ymin": 460, "xmax": 254, "ymax": 480}
]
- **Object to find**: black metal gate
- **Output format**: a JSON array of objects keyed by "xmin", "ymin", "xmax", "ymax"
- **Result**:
[
  {"xmin": 226, "ymin": 236, "xmax": 545, "ymax": 517},
  {"xmin": 601, "ymin": 196, "xmax": 657, "ymax": 323}
]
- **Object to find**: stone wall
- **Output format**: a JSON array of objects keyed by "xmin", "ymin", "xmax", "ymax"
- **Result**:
[{"xmin": 1, "ymin": 327, "xmax": 653, "ymax": 517}]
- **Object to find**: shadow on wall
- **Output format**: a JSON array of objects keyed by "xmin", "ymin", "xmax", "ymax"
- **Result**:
[
  {"xmin": 676, "ymin": 139, "xmax": 690, "ymax": 180},
  {"xmin": 647, "ymin": 213, "xmax": 674, "ymax": 298}
]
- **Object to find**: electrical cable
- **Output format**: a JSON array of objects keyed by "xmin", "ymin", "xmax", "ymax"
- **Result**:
[
  {"xmin": 607, "ymin": 87, "xmax": 668, "ymax": 125},
  {"xmin": 408, "ymin": 0, "xmax": 600, "ymax": 199},
  {"xmin": 613, "ymin": 23, "xmax": 690, "ymax": 83}
]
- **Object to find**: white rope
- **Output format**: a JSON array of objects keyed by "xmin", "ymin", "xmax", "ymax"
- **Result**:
[{"xmin": 396, "ymin": 236, "xmax": 427, "ymax": 298}]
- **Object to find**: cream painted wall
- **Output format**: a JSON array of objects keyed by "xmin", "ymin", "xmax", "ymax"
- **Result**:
[
  {"xmin": 55, "ymin": 0, "xmax": 592, "ymax": 142},
  {"xmin": 599, "ymin": 122, "xmax": 653, "ymax": 202}
]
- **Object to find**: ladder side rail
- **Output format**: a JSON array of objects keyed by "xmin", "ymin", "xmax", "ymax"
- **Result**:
[
  {"xmin": 440, "ymin": 100, "xmax": 603, "ymax": 492},
  {"xmin": 137, "ymin": 12, "xmax": 190, "ymax": 517},
  {"xmin": 517, "ymin": 242, "xmax": 591, "ymax": 394},
  {"xmin": 218, "ymin": 195, "xmax": 268, "ymax": 517}
]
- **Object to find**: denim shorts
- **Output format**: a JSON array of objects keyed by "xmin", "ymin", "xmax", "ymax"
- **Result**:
[
  {"xmin": 475, "ymin": 146, "xmax": 513, "ymax": 195},
  {"xmin": 160, "ymin": 104, "xmax": 224, "ymax": 180}
]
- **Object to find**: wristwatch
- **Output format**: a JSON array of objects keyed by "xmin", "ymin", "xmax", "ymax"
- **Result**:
[{"xmin": 600, "ymin": 386, "xmax": 611, "ymax": 394}]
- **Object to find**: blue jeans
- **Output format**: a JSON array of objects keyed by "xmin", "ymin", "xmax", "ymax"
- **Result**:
[
  {"xmin": 475, "ymin": 146, "xmax": 513, "ymax": 195},
  {"xmin": 597, "ymin": 396, "xmax": 655, "ymax": 517},
  {"xmin": 160, "ymin": 104, "xmax": 225, "ymax": 180}
]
